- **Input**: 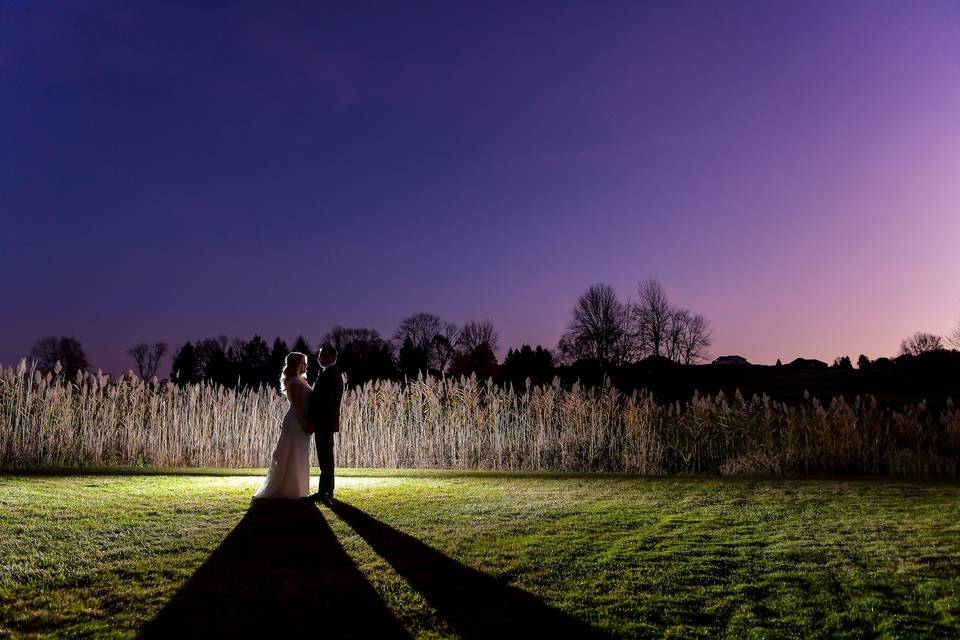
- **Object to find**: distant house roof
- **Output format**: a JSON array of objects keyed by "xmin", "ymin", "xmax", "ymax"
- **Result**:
[
  {"xmin": 785, "ymin": 357, "xmax": 828, "ymax": 369},
  {"xmin": 713, "ymin": 355, "xmax": 750, "ymax": 366}
]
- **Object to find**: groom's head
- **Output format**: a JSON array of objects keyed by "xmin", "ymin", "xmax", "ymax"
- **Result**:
[{"xmin": 318, "ymin": 345, "xmax": 338, "ymax": 368}]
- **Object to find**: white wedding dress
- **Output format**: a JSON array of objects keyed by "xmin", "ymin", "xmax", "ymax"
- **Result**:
[{"xmin": 254, "ymin": 378, "xmax": 312, "ymax": 499}]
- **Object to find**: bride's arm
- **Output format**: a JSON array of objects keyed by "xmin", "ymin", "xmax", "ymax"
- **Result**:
[{"xmin": 288, "ymin": 382, "xmax": 314, "ymax": 434}]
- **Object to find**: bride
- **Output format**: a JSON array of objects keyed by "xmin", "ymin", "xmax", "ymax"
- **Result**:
[{"xmin": 253, "ymin": 352, "xmax": 314, "ymax": 499}]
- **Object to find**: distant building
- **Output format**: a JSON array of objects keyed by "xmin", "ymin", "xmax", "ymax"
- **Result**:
[
  {"xmin": 785, "ymin": 357, "xmax": 828, "ymax": 370},
  {"xmin": 713, "ymin": 355, "xmax": 750, "ymax": 366}
]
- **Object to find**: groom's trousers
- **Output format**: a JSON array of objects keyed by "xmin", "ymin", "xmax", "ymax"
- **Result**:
[{"xmin": 316, "ymin": 431, "xmax": 335, "ymax": 496}]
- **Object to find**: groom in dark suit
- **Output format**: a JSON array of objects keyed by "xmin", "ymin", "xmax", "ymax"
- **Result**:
[{"xmin": 307, "ymin": 345, "xmax": 343, "ymax": 502}]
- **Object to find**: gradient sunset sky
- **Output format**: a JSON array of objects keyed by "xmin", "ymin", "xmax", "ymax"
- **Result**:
[{"xmin": 2, "ymin": 0, "xmax": 959, "ymax": 375}]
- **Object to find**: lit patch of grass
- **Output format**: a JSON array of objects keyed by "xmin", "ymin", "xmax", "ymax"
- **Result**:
[{"xmin": 1, "ymin": 474, "xmax": 958, "ymax": 638}]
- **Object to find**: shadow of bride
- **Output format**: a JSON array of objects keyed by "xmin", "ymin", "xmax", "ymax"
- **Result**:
[
  {"xmin": 328, "ymin": 500, "xmax": 610, "ymax": 639},
  {"xmin": 139, "ymin": 499, "xmax": 408, "ymax": 639}
]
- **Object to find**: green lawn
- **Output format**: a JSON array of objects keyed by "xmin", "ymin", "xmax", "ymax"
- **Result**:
[{"xmin": 1, "ymin": 472, "xmax": 959, "ymax": 639}]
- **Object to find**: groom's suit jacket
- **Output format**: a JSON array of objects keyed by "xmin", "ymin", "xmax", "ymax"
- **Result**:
[{"xmin": 309, "ymin": 364, "xmax": 343, "ymax": 433}]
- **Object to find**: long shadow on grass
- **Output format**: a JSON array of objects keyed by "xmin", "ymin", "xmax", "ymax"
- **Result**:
[
  {"xmin": 139, "ymin": 500, "xmax": 408, "ymax": 639},
  {"xmin": 328, "ymin": 499, "xmax": 610, "ymax": 639}
]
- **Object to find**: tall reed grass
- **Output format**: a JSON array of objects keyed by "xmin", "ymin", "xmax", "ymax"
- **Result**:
[{"xmin": 1, "ymin": 360, "xmax": 957, "ymax": 475}]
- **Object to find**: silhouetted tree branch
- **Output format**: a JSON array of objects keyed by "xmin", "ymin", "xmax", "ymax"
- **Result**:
[
  {"xmin": 559, "ymin": 284, "xmax": 630, "ymax": 366},
  {"xmin": 128, "ymin": 342, "xmax": 167, "ymax": 380},
  {"xmin": 30, "ymin": 337, "xmax": 89, "ymax": 380},
  {"xmin": 434, "ymin": 323, "xmax": 460, "ymax": 372},
  {"xmin": 899, "ymin": 332, "xmax": 944, "ymax": 356},
  {"xmin": 458, "ymin": 320, "xmax": 499, "ymax": 355},
  {"xmin": 632, "ymin": 278, "xmax": 671, "ymax": 358},
  {"xmin": 393, "ymin": 313, "xmax": 459, "ymax": 372},
  {"xmin": 677, "ymin": 311, "xmax": 712, "ymax": 365}
]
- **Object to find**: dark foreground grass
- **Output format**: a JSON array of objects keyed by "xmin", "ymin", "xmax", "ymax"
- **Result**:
[{"xmin": 1, "ymin": 473, "xmax": 958, "ymax": 639}]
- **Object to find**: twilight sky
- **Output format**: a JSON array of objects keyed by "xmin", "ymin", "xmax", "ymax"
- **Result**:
[{"xmin": 2, "ymin": 0, "xmax": 959, "ymax": 375}]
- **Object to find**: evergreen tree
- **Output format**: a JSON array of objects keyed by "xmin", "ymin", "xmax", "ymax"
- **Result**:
[
  {"xmin": 170, "ymin": 342, "xmax": 199, "ymax": 385},
  {"xmin": 240, "ymin": 335, "xmax": 272, "ymax": 388},
  {"xmin": 268, "ymin": 337, "xmax": 289, "ymax": 389},
  {"xmin": 292, "ymin": 335, "xmax": 311, "ymax": 355},
  {"xmin": 501, "ymin": 344, "xmax": 555, "ymax": 387},
  {"xmin": 196, "ymin": 337, "xmax": 237, "ymax": 387},
  {"xmin": 398, "ymin": 336, "xmax": 429, "ymax": 379},
  {"xmin": 322, "ymin": 327, "xmax": 397, "ymax": 386},
  {"xmin": 373, "ymin": 340, "xmax": 399, "ymax": 381},
  {"xmin": 832, "ymin": 355, "xmax": 853, "ymax": 370},
  {"xmin": 467, "ymin": 342, "xmax": 498, "ymax": 379}
]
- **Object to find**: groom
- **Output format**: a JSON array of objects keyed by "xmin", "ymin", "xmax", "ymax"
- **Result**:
[{"xmin": 307, "ymin": 345, "xmax": 343, "ymax": 502}]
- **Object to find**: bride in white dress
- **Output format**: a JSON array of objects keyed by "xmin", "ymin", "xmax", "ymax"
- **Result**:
[{"xmin": 253, "ymin": 352, "xmax": 313, "ymax": 499}]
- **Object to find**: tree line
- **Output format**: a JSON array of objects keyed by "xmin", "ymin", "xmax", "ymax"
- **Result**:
[
  {"xmin": 22, "ymin": 278, "xmax": 960, "ymax": 391},
  {"xmin": 157, "ymin": 317, "xmax": 495, "ymax": 389},
  {"xmin": 164, "ymin": 278, "xmax": 714, "ymax": 389}
]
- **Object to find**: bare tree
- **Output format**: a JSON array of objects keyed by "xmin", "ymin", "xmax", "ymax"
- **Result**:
[
  {"xmin": 664, "ymin": 309, "xmax": 687, "ymax": 362},
  {"xmin": 663, "ymin": 309, "xmax": 690, "ymax": 362},
  {"xmin": 441, "ymin": 322, "xmax": 460, "ymax": 347},
  {"xmin": 677, "ymin": 312, "xmax": 712, "ymax": 364},
  {"xmin": 558, "ymin": 284, "xmax": 631, "ymax": 365},
  {"xmin": 128, "ymin": 342, "xmax": 168, "ymax": 379},
  {"xmin": 149, "ymin": 342, "xmax": 169, "ymax": 378},
  {"xmin": 393, "ymin": 313, "xmax": 459, "ymax": 371},
  {"xmin": 458, "ymin": 319, "xmax": 499, "ymax": 355},
  {"xmin": 950, "ymin": 319, "xmax": 960, "ymax": 350},
  {"xmin": 899, "ymin": 332, "xmax": 944, "ymax": 356},
  {"xmin": 323, "ymin": 326, "xmax": 382, "ymax": 352},
  {"xmin": 128, "ymin": 344, "xmax": 150, "ymax": 378},
  {"xmin": 554, "ymin": 334, "xmax": 578, "ymax": 366},
  {"xmin": 433, "ymin": 323, "xmax": 461, "ymax": 372},
  {"xmin": 394, "ymin": 313, "xmax": 441, "ymax": 351},
  {"xmin": 30, "ymin": 337, "xmax": 61, "ymax": 372},
  {"xmin": 633, "ymin": 278, "xmax": 672, "ymax": 358},
  {"xmin": 30, "ymin": 337, "xmax": 90, "ymax": 380}
]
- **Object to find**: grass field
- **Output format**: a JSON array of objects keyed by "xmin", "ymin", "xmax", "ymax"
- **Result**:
[{"xmin": 1, "ymin": 472, "xmax": 959, "ymax": 638}]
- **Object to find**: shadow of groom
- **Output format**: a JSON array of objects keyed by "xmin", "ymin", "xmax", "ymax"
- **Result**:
[
  {"xmin": 328, "ymin": 500, "xmax": 610, "ymax": 639},
  {"xmin": 139, "ymin": 499, "xmax": 408, "ymax": 639}
]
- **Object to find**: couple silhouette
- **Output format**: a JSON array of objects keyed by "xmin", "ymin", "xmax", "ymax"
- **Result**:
[{"xmin": 254, "ymin": 346, "xmax": 342, "ymax": 502}]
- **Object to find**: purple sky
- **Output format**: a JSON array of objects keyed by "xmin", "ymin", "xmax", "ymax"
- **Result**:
[{"xmin": 2, "ymin": 1, "xmax": 959, "ymax": 375}]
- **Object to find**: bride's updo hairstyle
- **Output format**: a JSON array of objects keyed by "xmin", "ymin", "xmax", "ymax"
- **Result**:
[{"xmin": 280, "ymin": 352, "xmax": 307, "ymax": 395}]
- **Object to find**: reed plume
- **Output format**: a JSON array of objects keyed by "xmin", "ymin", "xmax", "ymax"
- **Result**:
[{"xmin": 1, "ymin": 361, "xmax": 956, "ymax": 475}]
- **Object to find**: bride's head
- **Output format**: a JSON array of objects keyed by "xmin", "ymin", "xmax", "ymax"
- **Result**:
[{"xmin": 280, "ymin": 352, "xmax": 307, "ymax": 394}]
